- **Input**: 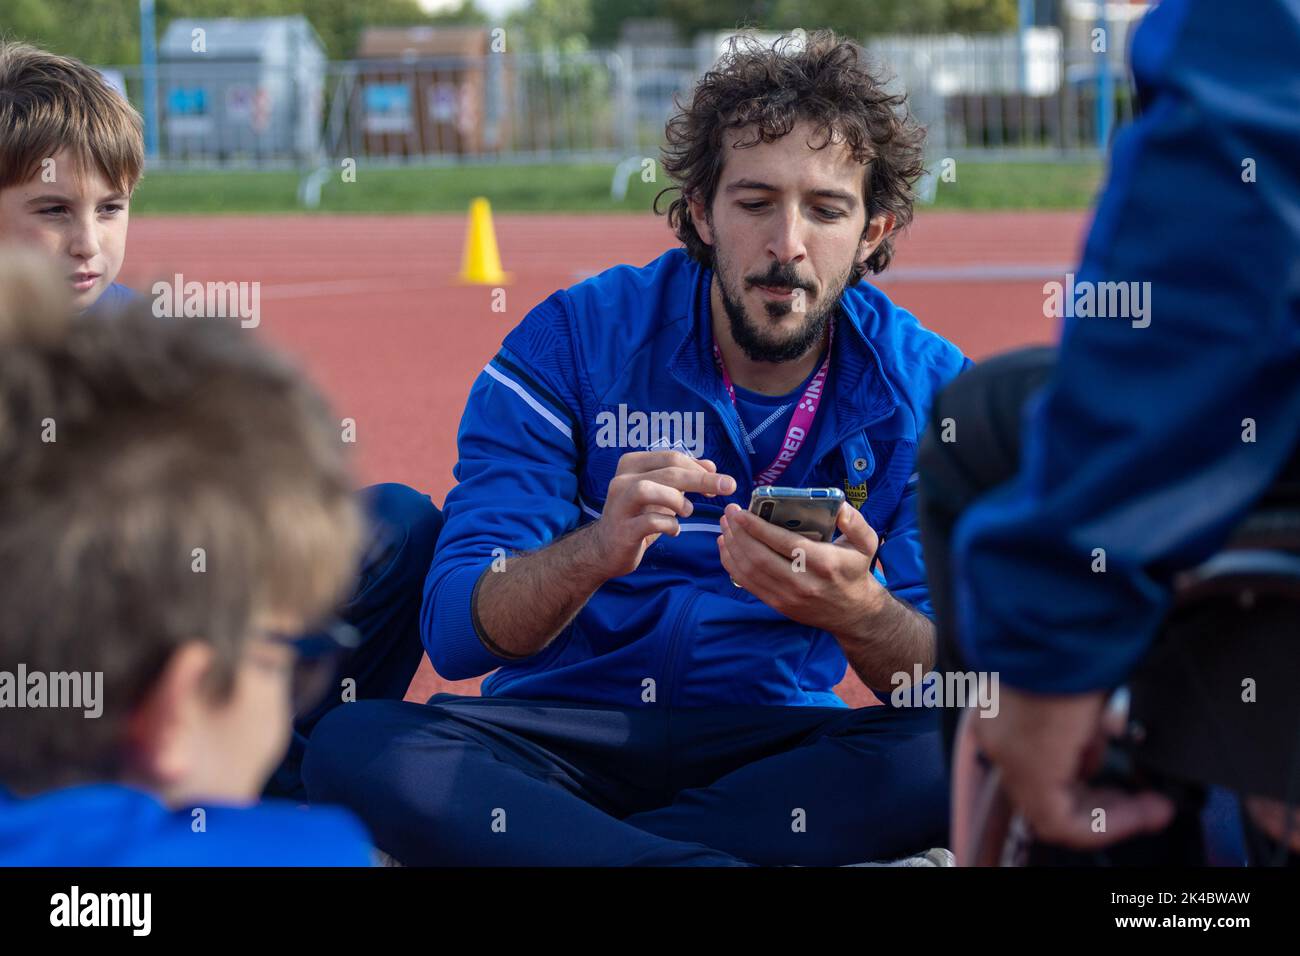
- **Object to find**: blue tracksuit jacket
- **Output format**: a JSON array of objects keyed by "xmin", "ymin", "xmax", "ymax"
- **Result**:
[
  {"xmin": 85, "ymin": 281, "xmax": 138, "ymax": 316},
  {"xmin": 953, "ymin": 0, "xmax": 1300, "ymax": 692},
  {"xmin": 423, "ymin": 248, "xmax": 968, "ymax": 706},
  {"xmin": 0, "ymin": 784, "xmax": 373, "ymax": 865}
]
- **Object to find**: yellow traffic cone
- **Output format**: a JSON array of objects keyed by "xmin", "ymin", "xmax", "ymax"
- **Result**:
[{"xmin": 458, "ymin": 197, "xmax": 510, "ymax": 284}]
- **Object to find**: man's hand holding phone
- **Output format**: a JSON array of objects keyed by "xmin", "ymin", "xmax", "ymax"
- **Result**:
[
  {"xmin": 717, "ymin": 498, "xmax": 885, "ymax": 635},
  {"xmin": 591, "ymin": 451, "xmax": 736, "ymax": 577}
]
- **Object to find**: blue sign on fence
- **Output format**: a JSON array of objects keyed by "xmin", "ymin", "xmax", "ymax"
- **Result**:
[
  {"xmin": 364, "ymin": 83, "xmax": 413, "ymax": 133},
  {"xmin": 167, "ymin": 86, "xmax": 208, "ymax": 115}
]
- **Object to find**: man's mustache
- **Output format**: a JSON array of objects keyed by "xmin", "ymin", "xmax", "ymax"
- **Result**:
[{"xmin": 746, "ymin": 267, "xmax": 814, "ymax": 292}]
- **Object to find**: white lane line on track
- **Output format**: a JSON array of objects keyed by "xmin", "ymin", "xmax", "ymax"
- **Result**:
[
  {"xmin": 259, "ymin": 277, "xmax": 447, "ymax": 300},
  {"xmin": 873, "ymin": 263, "xmax": 1075, "ymax": 282}
]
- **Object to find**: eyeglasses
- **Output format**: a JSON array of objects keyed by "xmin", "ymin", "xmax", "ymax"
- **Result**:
[{"xmin": 260, "ymin": 619, "xmax": 360, "ymax": 714}]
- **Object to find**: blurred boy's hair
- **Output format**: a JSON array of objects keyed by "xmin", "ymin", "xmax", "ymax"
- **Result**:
[
  {"xmin": 0, "ymin": 249, "xmax": 361, "ymax": 793},
  {"xmin": 0, "ymin": 245, "xmax": 74, "ymax": 339},
  {"xmin": 0, "ymin": 41, "xmax": 144, "ymax": 193}
]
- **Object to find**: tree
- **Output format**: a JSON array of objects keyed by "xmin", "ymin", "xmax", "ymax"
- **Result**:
[
  {"xmin": 506, "ymin": 0, "xmax": 594, "ymax": 52},
  {"xmin": 553, "ymin": 0, "xmax": 1019, "ymax": 47},
  {"xmin": 941, "ymin": 0, "xmax": 1019, "ymax": 33},
  {"xmin": 155, "ymin": 0, "xmax": 488, "ymax": 61},
  {"xmin": 0, "ymin": 0, "xmax": 490, "ymax": 65},
  {"xmin": 2, "ymin": 0, "xmax": 141, "ymax": 64}
]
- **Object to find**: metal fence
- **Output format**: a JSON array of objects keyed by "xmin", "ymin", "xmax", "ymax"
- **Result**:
[
  {"xmin": 315, "ymin": 51, "xmax": 633, "ymax": 166},
  {"xmin": 101, "ymin": 29, "xmax": 1137, "ymax": 176},
  {"xmin": 867, "ymin": 32, "xmax": 1137, "ymax": 159},
  {"xmin": 618, "ymin": 33, "xmax": 1137, "ymax": 163}
]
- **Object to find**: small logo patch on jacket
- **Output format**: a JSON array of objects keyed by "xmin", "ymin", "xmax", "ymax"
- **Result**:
[{"xmin": 844, "ymin": 480, "xmax": 869, "ymax": 509}]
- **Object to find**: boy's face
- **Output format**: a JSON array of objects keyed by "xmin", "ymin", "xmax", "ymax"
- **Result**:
[
  {"xmin": 0, "ymin": 148, "xmax": 130, "ymax": 311},
  {"xmin": 128, "ymin": 612, "xmax": 306, "ymax": 806},
  {"xmin": 192, "ymin": 620, "xmax": 302, "ymax": 803}
]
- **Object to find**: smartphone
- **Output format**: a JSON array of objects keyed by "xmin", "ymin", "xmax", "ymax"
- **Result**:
[{"xmin": 749, "ymin": 486, "xmax": 846, "ymax": 542}]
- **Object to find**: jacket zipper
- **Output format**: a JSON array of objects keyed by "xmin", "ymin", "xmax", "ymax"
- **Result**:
[{"xmin": 661, "ymin": 588, "xmax": 702, "ymax": 708}]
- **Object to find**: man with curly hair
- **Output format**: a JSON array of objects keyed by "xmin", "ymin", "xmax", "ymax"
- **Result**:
[{"xmin": 305, "ymin": 31, "xmax": 969, "ymax": 866}]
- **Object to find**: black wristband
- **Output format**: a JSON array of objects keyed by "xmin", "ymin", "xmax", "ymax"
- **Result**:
[{"xmin": 470, "ymin": 565, "xmax": 532, "ymax": 661}]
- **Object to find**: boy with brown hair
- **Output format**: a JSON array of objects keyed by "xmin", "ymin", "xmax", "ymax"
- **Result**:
[
  {"xmin": 0, "ymin": 249, "xmax": 372, "ymax": 863},
  {"xmin": 0, "ymin": 41, "xmax": 141, "ymax": 314},
  {"xmin": 0, "ymin": 41, "xmax": 446, "ymax": 806}
]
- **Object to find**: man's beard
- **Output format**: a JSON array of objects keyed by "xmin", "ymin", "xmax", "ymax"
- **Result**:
[{"xmin": 715, "ymin": 250, "xmax": 853, "ymax": 364}]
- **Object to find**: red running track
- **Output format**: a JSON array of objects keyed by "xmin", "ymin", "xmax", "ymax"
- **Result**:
[{"xmin": 122, "ymin": 209, "xmax": 1090, "ymax": 703}]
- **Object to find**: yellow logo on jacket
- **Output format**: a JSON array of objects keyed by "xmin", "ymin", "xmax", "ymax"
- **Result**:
[{"xmin": 844, "ymin": 481, "xmax": 868, "ymax": 509}]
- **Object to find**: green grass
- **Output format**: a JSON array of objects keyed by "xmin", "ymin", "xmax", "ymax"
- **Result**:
[
  {"xmin": 128, "ymin": 160, "xmax": 1102, "ymax": 216},
  {"xmin": 926, "ymin": 161, "xmax": 1104, "ymax": 210}
]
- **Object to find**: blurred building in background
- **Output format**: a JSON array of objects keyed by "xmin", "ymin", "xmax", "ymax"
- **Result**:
[
  {"xmin": 96, "ymin": 2, "xmax": 1151, "ymax": 173},
  {"xmin": 157, "ymin": 16, "xmax": 325, "ymax": 164},
  {"xmin": 348, "ymin": 26, "xmax": 513, "ymax": 158}
]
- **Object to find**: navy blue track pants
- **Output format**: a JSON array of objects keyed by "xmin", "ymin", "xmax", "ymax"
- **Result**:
[{"xmin": 303, "ymin": 691, "xmax": 948, "ymax": 866}]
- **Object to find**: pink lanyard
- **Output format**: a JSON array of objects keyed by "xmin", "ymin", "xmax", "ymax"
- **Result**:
[{"xmin": 711, "ymin": 323, "xmax": 832, "ymax": 486}]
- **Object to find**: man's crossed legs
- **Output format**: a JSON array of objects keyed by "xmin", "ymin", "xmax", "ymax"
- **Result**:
[{"xmin": 303, "ymin": 693, "xmax": 949, "ymax": 866}]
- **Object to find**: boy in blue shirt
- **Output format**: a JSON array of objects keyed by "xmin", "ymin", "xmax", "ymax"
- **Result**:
[
  {"xmin": 0, "ymin": 42, "xmax": 444, "ymax": 804},
  {"xmin": 0, "ymin": 251, "xmax": 374, "ymax": 865},
  {"xmin": 0, "ymin": 43, "xmax": 139, "ymax": 313}
]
